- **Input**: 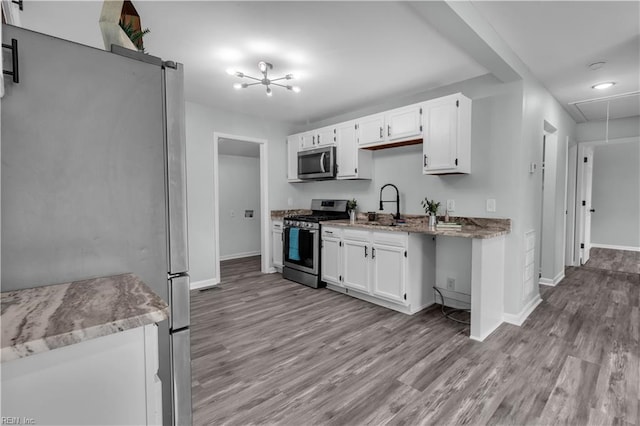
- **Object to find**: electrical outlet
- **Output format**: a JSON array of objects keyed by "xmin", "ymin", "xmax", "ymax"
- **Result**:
[
  {"xmin": 446, "ymin": 199, "xmax": 455, "ymax": 212},
  {"xmin": 446, "ymin": 277, "xmax": 455, "ymax": 290},
  {"xmin": 486, "ymin": 198, "xmax": 496, "ymax": 212},
  {"xmin": 287, "ymin": 197, "xmax": 293, "ymax": 207}
]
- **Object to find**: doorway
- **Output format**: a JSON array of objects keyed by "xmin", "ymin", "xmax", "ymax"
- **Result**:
[{"xmin": 212, "ymin": 133, "xmax": 270, "ymax": 284}]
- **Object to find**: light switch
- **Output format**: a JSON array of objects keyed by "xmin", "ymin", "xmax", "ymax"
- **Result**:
[
  {"xmin": 486, "ymin": 199, "xmax": 496, "ymax": 212},
  {"xmin": 230, "ymin": 210, "xmax": 236, "ymax": 218},
  {"xmin": 446, "ymin": 199, "xmax": 455, "ymax": 212}
]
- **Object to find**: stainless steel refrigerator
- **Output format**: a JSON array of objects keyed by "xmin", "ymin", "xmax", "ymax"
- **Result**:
[{"xmin": 1, "ymin": 25, "xmax": 191, "ymax": 426}]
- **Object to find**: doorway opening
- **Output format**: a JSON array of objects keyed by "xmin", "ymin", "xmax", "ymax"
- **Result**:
[{"xmin": 212, "ymin": 133, "xmax": 270, "ymax": 285}]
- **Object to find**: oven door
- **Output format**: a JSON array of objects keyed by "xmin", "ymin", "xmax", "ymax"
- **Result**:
[
  {"xmin": 283, "ymin": 225, "xmax": 319, "ymax": 275},
  {"xmin": 298, "ymin": 146, "xmax": 336, "ymax": 180}
]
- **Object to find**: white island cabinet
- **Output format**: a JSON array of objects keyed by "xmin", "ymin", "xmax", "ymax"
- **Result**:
[{"xmin": 1, "ymin": 274, "xmax": 169, "ymax": 426}]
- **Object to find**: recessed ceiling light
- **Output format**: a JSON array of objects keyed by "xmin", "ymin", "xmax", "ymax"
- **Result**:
[
  {"xmin": 592, "ymin": 82, "xmax": 616, "ymax": 90},
  {"xmin": 588, "ymin": 61, "xmax": 606, "ymax": 71}
]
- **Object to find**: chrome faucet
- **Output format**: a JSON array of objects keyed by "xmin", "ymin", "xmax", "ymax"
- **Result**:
[{"xmin": 379, "ymin": 183, "xmax": 400, "ymax": 220}]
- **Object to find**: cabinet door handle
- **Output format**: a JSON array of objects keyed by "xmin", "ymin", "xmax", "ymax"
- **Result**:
[
  {"xmin": 312, "ymin": 135, "xmax": 316, "ymax": 145},
  {"xmin": 387, "ymin": 125, "xmax": 391, "ymax": 137},
  {"xmin": 318, "ymin": 134, "xmax": 321, "ymax": 144},
  {"xmin": 2, "ymin": 38, "xmax": 19, "ymax": 84},
  {"xmin": 423, "ymin": 154, "xmax": 427, "ymax": 167},
  {"xmin": 379, "ymin": 127, "xmax": 383, "ymax": 139},
  {"xmin": 372, "ymin": 247, "xmax": 376, "ymax": 259},
  {"xmin": 364, "ymin": 246, "xmax": 368, "ymax": 258}
]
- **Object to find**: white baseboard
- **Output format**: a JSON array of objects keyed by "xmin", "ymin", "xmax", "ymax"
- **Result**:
[
  {"xmin": 539, "ymin": 270, "xmax": 565, "ymax": 287},
  {"xmin": 470, "ymin": 320, "xmax": 503, "ymax": 342},
  {"xmin": 590, "ymin": 243, "xmax": 640, "ymax": 252},
  {"xmin": 190, "ymin": 278, "xmax": 219, "ymax": 290},
  {"xmin": 219, "ymin": 251, "xmax": 261, "ymax": 261},
  {"xmin": 503, "ymin": 294, "xmax": 542, "ymax": 326}
]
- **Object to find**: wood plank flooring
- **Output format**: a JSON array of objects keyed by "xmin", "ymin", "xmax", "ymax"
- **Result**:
[
  {"xmin": 191, "ymin": 255, "xmax": 639, "ymax": 425},
  {"xmin": 585, "ymin": 247, "xmax": 640, "ymax": 274}
]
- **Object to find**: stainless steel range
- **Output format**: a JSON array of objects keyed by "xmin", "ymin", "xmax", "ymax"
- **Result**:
[{"xmin": 283, "ymin": 199, "xmax": 349, "ymax": 288}]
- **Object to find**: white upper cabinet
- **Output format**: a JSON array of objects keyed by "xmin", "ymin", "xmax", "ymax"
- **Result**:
[
  {"xmin": 423, "ymin": 93, "xmax": 471, "ymax": 175},
  {"xmin": 299, "ymin": 126, "xmax": 336, "ymax": 151},
  {"xmin": 386, "ymin": 104, "xmax": 423, "ymax": 142},
  {"xmin": 336, "ymin": 120, "xmax": 372, "ymax": 180},
  {"xmin": 357, "ymin": 113, "xmax": 386, "ymax": 146},
  {"xmin": 299, "ymin": 132, "xmax": 315, "ymax": 151},
  {"xmin": 358, "ymin": 104, "xmax": 422, "ymax": 148},
  {"xmin": 315, "ymin": 126, "xmax": 335, "ymax": 147},
  {"xmin": 287, "ymin": 134, "xmax": 302, "ymax": 182}
]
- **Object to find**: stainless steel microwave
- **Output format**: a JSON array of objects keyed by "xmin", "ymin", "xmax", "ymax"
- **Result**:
[{"xmin": 297, "ymin": 146, "xmax": 337, "ymax": 180}]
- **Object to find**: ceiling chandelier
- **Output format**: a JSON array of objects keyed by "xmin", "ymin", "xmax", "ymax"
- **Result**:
[{"xmin": 227, "ymin": 61, "xmax": 300, "ymax": 96}]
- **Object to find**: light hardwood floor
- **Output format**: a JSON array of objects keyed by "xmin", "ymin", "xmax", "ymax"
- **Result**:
[{"xmin": 191, "ymin": 254, "xmax": 639, "ymax": 425}]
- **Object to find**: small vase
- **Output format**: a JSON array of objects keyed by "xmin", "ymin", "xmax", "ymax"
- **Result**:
[
  {"xmin": 428, "ymin": 214, "xmax": 436, "ymax": 227},
  {"xmin": 349, "ymin": 210, "xmax": 356, "ymax": 224}
]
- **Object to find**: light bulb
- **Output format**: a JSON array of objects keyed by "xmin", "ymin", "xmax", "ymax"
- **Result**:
[
  {"xmin": 292, "ymin": 86, "xmax": 301, "ymax": 93},
  {"xmin": 233, "ymin": 83, "xmax": 242, "ymax": 90},
  {"xmin": 258, "ymin": 61, "xmax": 267, "ymax": 73},
  {"xmin": 266, "ymin": 86, "xmax": 272, "ymax": 96},
  {"xmin": 226, "ymin": 68, "xmax": 237, "ymax": 76}
]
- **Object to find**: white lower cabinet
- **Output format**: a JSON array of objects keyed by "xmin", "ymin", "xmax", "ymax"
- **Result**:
[
  {"xmin": 2, "ymin": 324, "xmax": 162, "ymax": 426},
  {"xmin": 321, "ymin": 227, "xmax": 342, "ymax": 285},
  {"xmin": 272, "ymin": 220, "xmax": 283, "ymax": 270},
  {"xmin": 371, "ymin": 242, "xmax": 406, "ymax": 303},
  {"xmin": 323, "ymin": 227, "xmax": 435, "ymax": 314}
]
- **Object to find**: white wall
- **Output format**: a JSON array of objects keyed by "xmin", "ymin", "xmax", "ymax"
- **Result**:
[
  {"xmin": 218, "ymin": 154, "xmax": 261, "ymax": 259},
  {"xmin": 185, "ymin": 101, "xmax": 292, "ymax": 283},
  {"xmin": 591, "ymin": 139, "xmax": 640, "ymax": 249}
]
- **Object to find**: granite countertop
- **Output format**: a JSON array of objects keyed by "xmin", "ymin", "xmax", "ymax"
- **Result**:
[
  {"xmin": 322, "ymin": 215, "xmax": 511, "ymax": 239},
  {"xmin": 271, "ymin": 209, "xmax": 311, "ymax": 220},
  {"xmin": 1, "ymin": 273, "xmax": 169, "ymax": 362}
]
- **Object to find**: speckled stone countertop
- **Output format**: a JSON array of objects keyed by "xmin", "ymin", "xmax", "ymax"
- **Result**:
[
  {"xmin": 323, "ymin": 214, "xmax": 511, "ymax": 239},
  {"xmin": 1, "ymin": 273, "xmax": 169, "ymax": 362},
  {"xmin": 271, "ymin": 209, "xmax": 312, "ymax": 220}
]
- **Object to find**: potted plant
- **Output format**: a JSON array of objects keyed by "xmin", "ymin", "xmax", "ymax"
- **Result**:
[
  {"xmin": 347, "ymin": 198, "xmax": 358, "ymax": 224},
  {"xmin": 421, "ymin": 197, "xmax": 440, "ymax": 227}
]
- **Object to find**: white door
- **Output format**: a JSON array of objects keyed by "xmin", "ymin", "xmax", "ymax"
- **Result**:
[
  {"xmin": 386, "ymin": 105, "xmax": 422, "ymax": 142},
  {"xmin": 565, "ymin": 144, "xmax": 578, "ymax": 266},
  {"xmin": 342, "ymin": 239, "xmax": 370, "ymax": 292},
  {"xmin": 581, "ymin": 147, "xmax": 595, "ymax": 263},
  {"xmin": 357, "ymin": 113, "xmax": 385, "ymax": 146},
  {"xmin": 423, "ymin": 99, "xmax": 457, "ymax": 172},
  {"xmin": 336, "ymin": 121, "xmax": 357, "ymax": 178},
  {"xmin": 576, "ymin": 145, "xmax": 595, "ymax": 265},
  {"xmin": 321, "ymin": 237, "xmax": 341, "ymax": 285},
  {"xmin": 371, "ymin": 243, "xmax": 406, "ymax": 304}
]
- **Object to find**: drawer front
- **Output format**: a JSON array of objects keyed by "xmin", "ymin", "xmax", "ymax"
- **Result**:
[
  {"xmin": 372, "ymin": 230, "xmax": 407, "ymax": 247},
  {"xmin": 322, "ymin": 226, "xmax": 342, "ymax": 239},
  {"xmin": 343, "ymin": 228, "xmax": 370, "ymax": 242}
]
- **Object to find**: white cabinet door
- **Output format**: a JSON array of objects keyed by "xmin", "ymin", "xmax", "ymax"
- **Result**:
[
  {"xmin": 357, "ymin": 113, "xmax": 385, "ymax": 146},
  {"xmin": 336, "ymin": 121, "xmax": 357, "ymax": 178},
  {"xmin": 387, "ymin": 104, "xmax": 422, "ymax": 142},
  {"xmin": 299, "ymin": 131, "xmax": 315, "ymax": 151},
  {"xmin": 423, "ymin": 98, "xmax": 458, "ymax": 172},
  {"xmin": 287, "ymin": 135, "xmax": 300, "ymax": 181},
  {"xmin": 343, "ymin": 238, "xmax": 370, "ymax": 292},
  {"xmin": 272, "ymin": 221, "xmax": 283, "ymax": 268},
  {"xmin": 371, "ymin": 243, "xmax": 406, "ymax": 304},
  {"xmin": 322, "ymin": 237, "xmax": 342, "ymax": 285},
  {"xmin": 315, "ymin": 126, "xmax": 335, "ymax": 147}
]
